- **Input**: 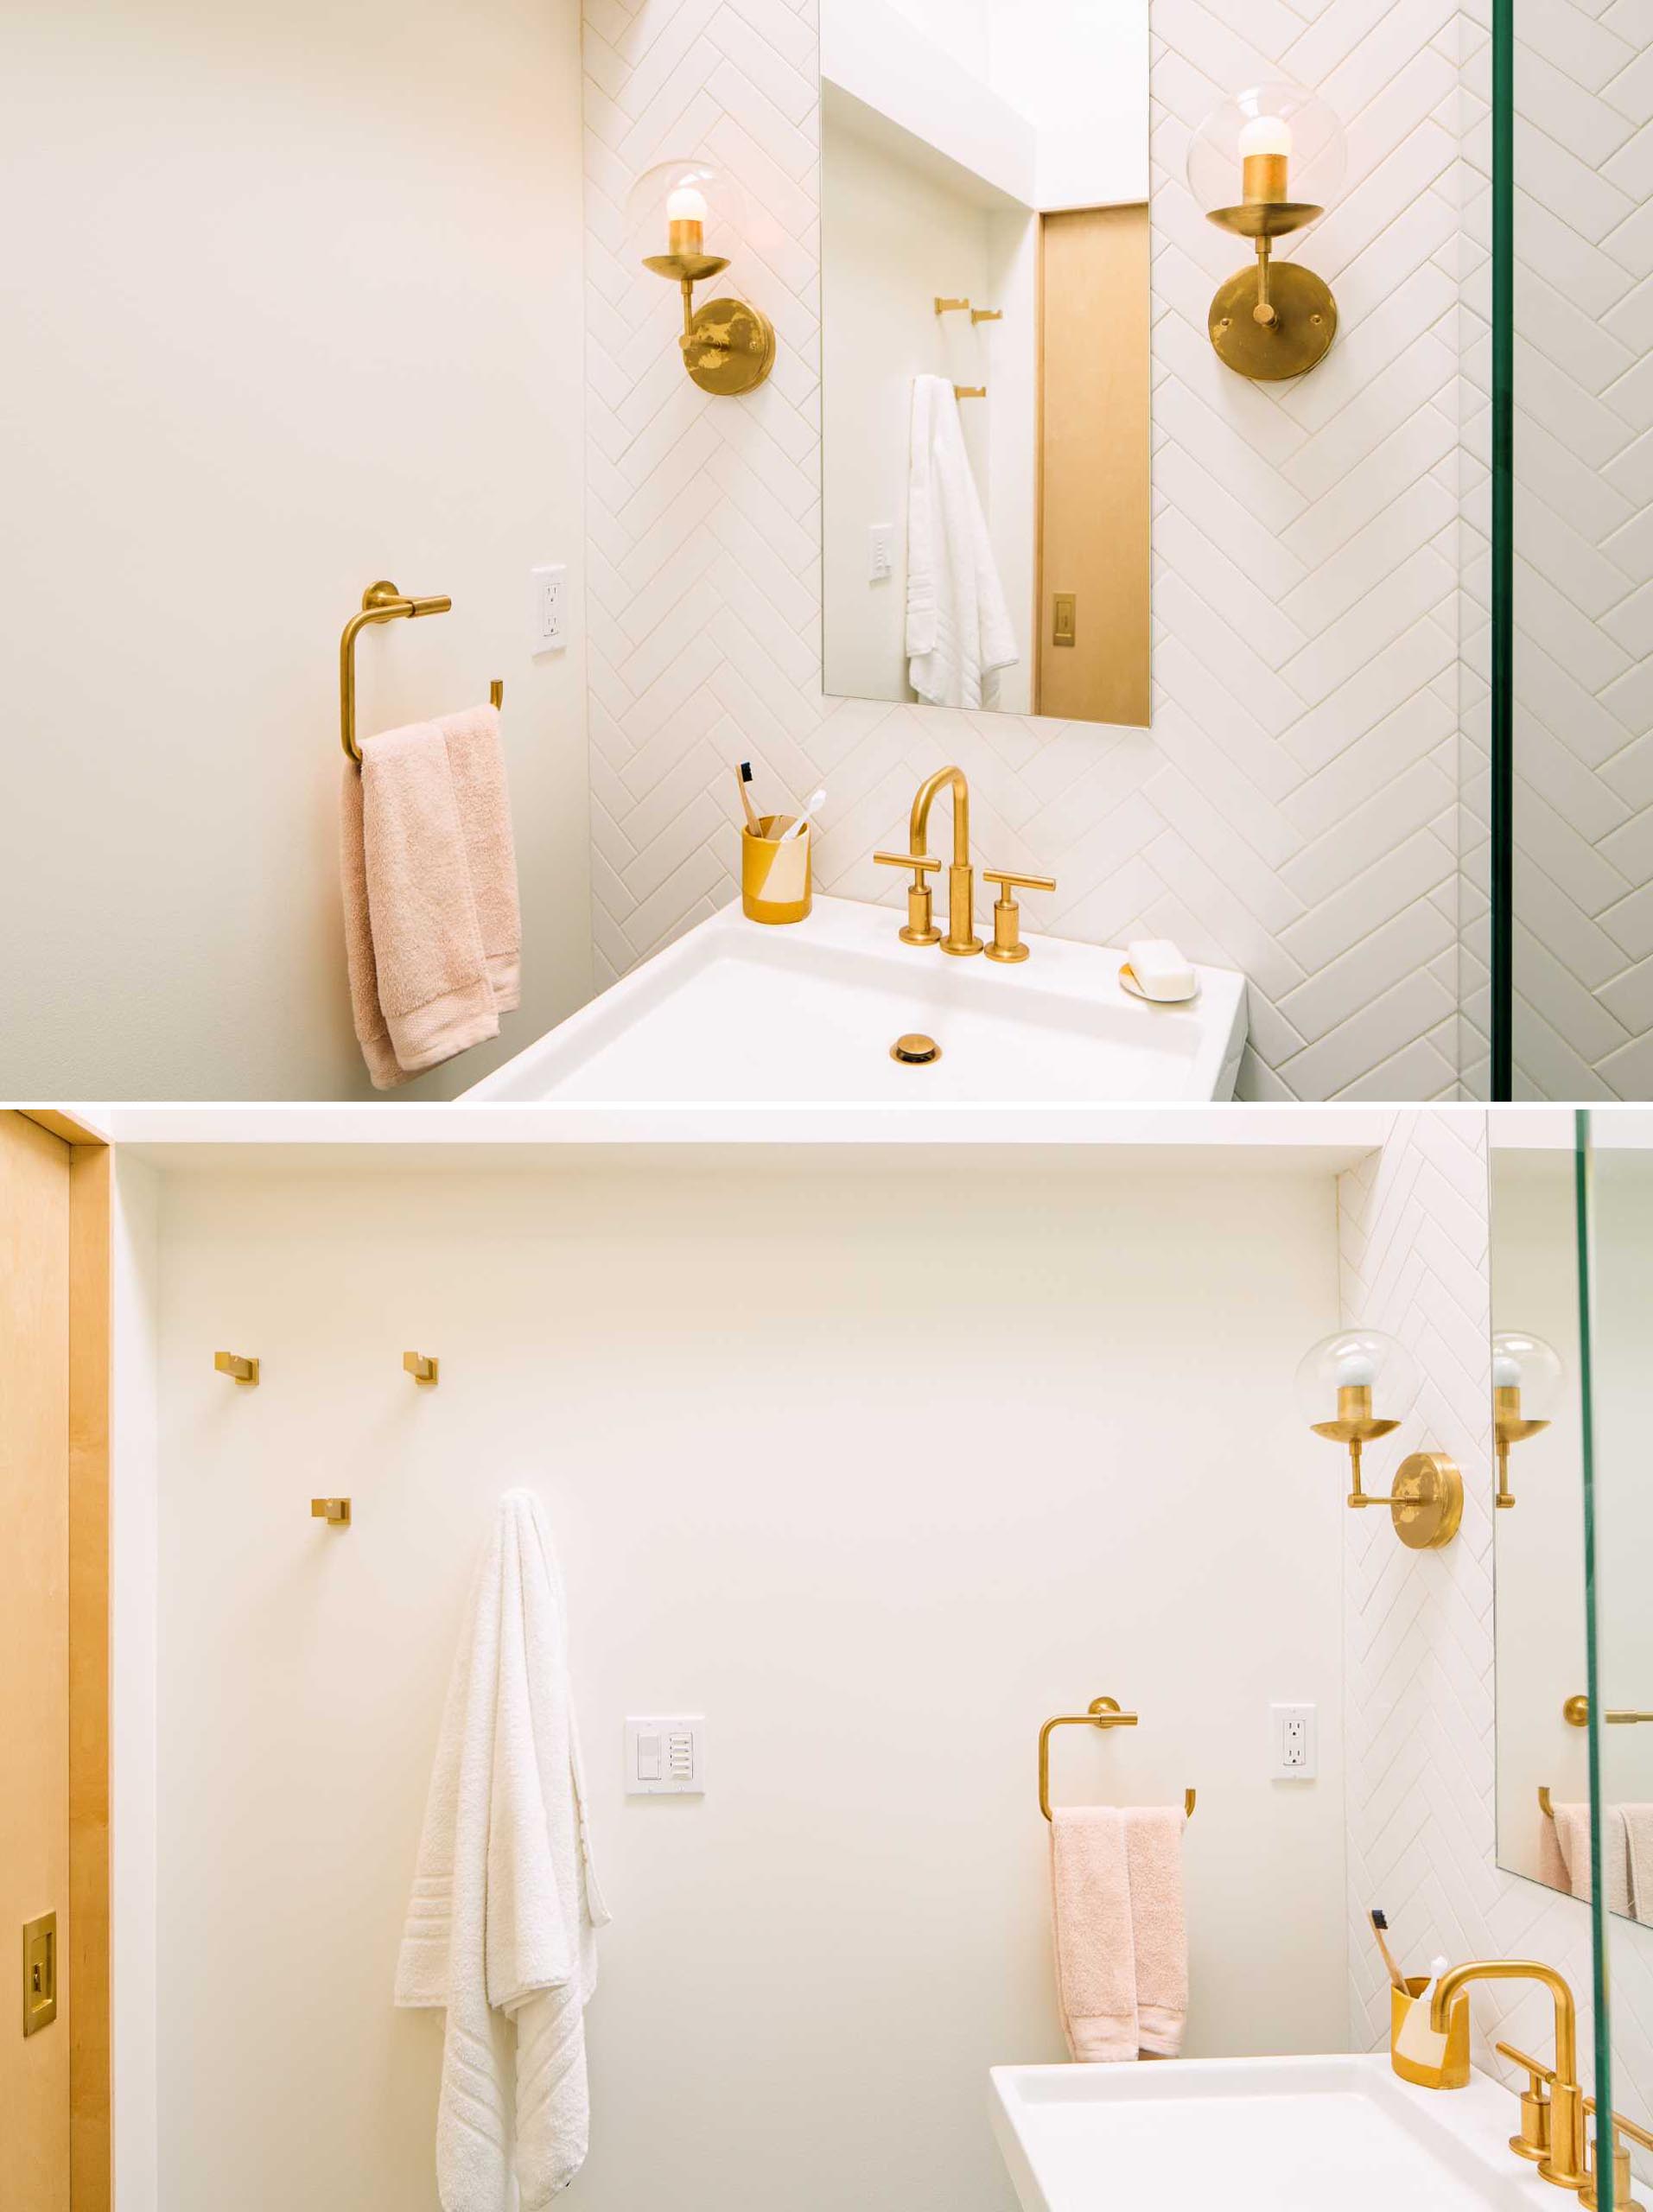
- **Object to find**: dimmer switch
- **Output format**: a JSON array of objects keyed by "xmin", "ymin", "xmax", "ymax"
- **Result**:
[{"xmin": 626, "ymin": 1715, "xmax": 705, "ymax": 1795}]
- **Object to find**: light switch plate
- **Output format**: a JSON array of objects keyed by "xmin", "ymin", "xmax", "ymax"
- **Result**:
[
  {"xmin": 868, "ymin": 524, "xmax": 893, "ymax": 582},
  {"xmin": 530, "ymin": 563, "xmax": 567, "ymax": 654},
  {"xmin": 625, "ymin": 1714, "xmax": 705, "ymax": 1796}
]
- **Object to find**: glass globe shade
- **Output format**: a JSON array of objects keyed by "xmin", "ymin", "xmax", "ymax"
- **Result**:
[
  {"xmin": 1293, "ymin": 1328, "xmax": 1415, "ymax": 1427},
  {"xmin": 625, "ymin": 158, "xmax": 747, "ymax": 264},
  {"xmin": 1186, "ymin": 82, "xmax": 1347, "ymax": 220},
  {"xmin": 1491, "ymin": 1331, "xmax": 1564, "ymax": 1416}
]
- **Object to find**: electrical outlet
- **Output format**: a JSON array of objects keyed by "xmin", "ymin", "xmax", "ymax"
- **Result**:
[
  {"xmin": 868, "ymin": 524, "xmax": 894, "ymax": 582},
  {"xmin": 1271, "ymin": 1702, "xmax": 1317, "ymax": 1779},
  {"xmin": 530, "ymin": 563, "xmax": 567, "ymax": 654}
]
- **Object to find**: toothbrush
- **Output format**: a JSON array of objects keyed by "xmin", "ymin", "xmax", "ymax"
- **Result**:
[
  {"xmin": 777, "ymin": 787, "xmax": 826, "ymax": 843},
  {"xmin": 735, "ymin": 761, "xmax": 760, "ymax": 833},
  {"xmin": 1370, "ymin": 1909, "xmax": 1408, "ymax": 1993}
]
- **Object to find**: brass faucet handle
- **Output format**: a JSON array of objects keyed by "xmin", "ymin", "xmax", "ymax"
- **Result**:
[
  {"xmin": 982, "ymin": 868, "xmax": 1057, "ymax": 965},
  {"xmin": 1498, "ymin": 2042, "xmax": 1555, "ymax": 2165},
  {"xmin": 1497, "ymin": 2041, "xmax": 1554, "ymax": 2088},
  {"xmin": 1582, "ymin": 2099, "xmax": 1653, "ymax": 2210},
  {"xmin": 875, "ymin": 851, "xmax": 943, "ymax": 947},
  {"xmin": 984, "ymin": 868, "xmax": 1058, "ymax": 896}
]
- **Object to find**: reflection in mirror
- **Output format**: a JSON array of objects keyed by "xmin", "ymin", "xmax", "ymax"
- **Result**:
[
  {"xmin": 1586, "ymin": 1113, "xmax": 1653, "ymax": 1935},
  {"xmin": 820, "ymin": 0, "xmax": 1149, "ymax": 726},
  {"xmin": 1490, "ymin": 1113, "xmax": 1590, "ymax": 1903}
]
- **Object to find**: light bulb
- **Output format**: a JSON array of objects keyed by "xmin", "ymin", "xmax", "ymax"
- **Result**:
[
  {"xmin": 1493, "ymin": 1351, "xmax": 1521, "ymax": 1389},
  {"xmin": 1336, "ymin": 1347, "xmax": 1376, "ymax": 1389},
  {"xmin": 667, "ymin": 183, "xmax": 709, "ymax": 252},
  {"xmin": 1239, "ymin": 114, "xmax": 1293, "ymax": 158},
  {"xmin": 1240, "ymin": 112, "xmax": 1292, "ymax": 203}
]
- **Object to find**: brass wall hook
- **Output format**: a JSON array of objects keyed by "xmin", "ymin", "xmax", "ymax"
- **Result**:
[
  {"xmin": 214, "ymin": 1351, "xmax": 259, "ymax": 1385},
  {"xmin": 311, "ymin": 1497, "xmax": 351, "ymax": 1527},
  {"xmin": 403, "ymin": 1351, "xmax": 439, "ymax": 1385},
  {"xmin": 1038, "ymin": 1696, "xmax": 1197, "ymax": 1823}
]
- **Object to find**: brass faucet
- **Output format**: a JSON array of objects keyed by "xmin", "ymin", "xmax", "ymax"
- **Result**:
[
  {"xmin": 1432, "ymin": 1961, "xmax": 1586, "ymax": 2189},
  {"xmin": 875, "ymin": 766, "xmax": 1056, "ymax": 959}
]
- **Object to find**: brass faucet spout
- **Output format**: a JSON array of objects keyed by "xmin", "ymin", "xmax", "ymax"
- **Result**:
[
  {"xmin": 908, "ymin": 766, "xmax": 983, "ymax": 956},
  {"xmin": 911, "ymin": 765, "xmax": 972, "ymax": 866},
  {"xmin": 1431, "ymin": 1961, "xmax": 1586, "ymax": 2189}
]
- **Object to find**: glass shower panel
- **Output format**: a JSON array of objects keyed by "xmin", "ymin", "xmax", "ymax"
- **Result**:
[{"xmin": 1575, "ymin": 1106, "xmax": 1653, "ymax": 2209}]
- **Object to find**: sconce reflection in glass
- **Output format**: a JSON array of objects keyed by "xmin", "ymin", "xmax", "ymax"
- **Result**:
[
  {"xmin": 626, "ymin": 158, "xmax": 777, "ymax": 397},
  {"xmin": 1187, "ymin": 83, "xmax": 1345, "ymax": 380},
  {"xmin": 1491, "ymin": 1331, "xmax": 1562, "ymax": 1510},
  {"xmin": 1295, "ymin": 1329, "xmax": 1463, "ymax": 1551}
]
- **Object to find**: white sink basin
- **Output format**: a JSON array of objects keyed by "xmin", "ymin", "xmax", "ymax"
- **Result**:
[
  {"xmin": 990, "ymin": 2055, "xmax": 1561, "ymax": 2210},
  {"xmin": 467, "ymin": 896, "xmax": 1247, "ymax": 1102}
]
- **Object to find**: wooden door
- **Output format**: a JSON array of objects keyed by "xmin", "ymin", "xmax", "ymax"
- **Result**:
[
  {"xmin": 0, "ymin": 1112, "xmax": 108, "ymax": 2212},
  {"xmin": 1037, "ymin": 204, "xmax": 1152, "ymax": 727},
  {"xmin": 1, "ymin": 1114, "xmax": 72, "ymax": 2212}
]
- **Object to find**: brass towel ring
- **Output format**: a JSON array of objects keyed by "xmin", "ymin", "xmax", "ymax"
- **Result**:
[
  {"xmin": 339, "ymin": 581, "xmax": 505, "ymax": 763},
  {"xmin": 1038, "ymin": 1696, "xmax": 1197, "ymax": 1823}
]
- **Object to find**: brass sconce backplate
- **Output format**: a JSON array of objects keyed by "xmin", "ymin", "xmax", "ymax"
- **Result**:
[
  {"xmin": 681, "ymin": 296, "xmax": 776, "ymax": 396},
  {"xmin": 1389, "ymin": 1450, "xmax": 1464, "ymax": 1551},
  {"xmin": 1209, "ymin": 261, "xmax": 1336, "ymax": 380}
]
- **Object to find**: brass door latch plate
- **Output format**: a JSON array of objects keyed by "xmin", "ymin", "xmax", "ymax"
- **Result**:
[
  {"xmin": 1052, "ymin": 594, "xmax": 1077, "ymax": 647},
  {"xmin": 22, "ymin": 1912, "xmax": 56, "ymax": 2036}
]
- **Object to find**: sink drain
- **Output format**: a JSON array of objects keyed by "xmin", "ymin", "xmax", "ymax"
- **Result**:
[{"xmin": 890, "ymin": 1032, "xmax": 942, "ymax": 1065}]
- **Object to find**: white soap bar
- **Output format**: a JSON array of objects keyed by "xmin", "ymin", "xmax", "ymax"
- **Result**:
[{"xmin": 1125, "ymin": 938, "xmax": 1197, "ymax": 1002}]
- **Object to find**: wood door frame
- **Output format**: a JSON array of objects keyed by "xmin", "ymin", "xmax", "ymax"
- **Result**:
[{"xmin": 16, "ymin": 1111, "xmax": 112, "ymax": 2210}]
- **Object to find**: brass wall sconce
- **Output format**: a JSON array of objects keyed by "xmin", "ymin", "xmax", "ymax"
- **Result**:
[
  {"xmin": 1295, "ymin": 1330, "xmax": 1463, "ymax": 1550},
  {"xmin": 214, "ymin": 1350, "xmax": 259, "ymax": 1386},
  {"xmin": 404, "ymin": 1350, "xmax": 439, "ymax": 1385},
  {"xmin": 631, "ymin": 159, "xmax": 776, "ymax": 397},
  {"xmin": 1187, "ymin": 84, "xmax": 1345, "ymax": 380},
  {"xmin": 1491, "ymin": 1332, "xmax": 1562, "ymax": 1507}
]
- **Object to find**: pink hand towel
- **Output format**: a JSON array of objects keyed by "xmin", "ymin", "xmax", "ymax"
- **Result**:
[
  {"xmin": 1124, "ymin": 1808, "xmax": 1188, "ymax": 2057},
  {"xmin": 1050, "ymin": 1809, "xmax": 1138, "ymax": 2062},
  {"xmin": 1050, "ymin": 1805, "xmax": 1189, "ymax": 2063},
  {"xmin": 340, "ymin": 704, "xmax": 521, "ymax": 1089}
]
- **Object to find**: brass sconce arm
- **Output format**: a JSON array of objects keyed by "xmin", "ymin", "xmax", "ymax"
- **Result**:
[
  {"xmin": 1305, "ymin": 1370, "xmax": 1462, "ymax": 1551},
  {"xmin": 640, "ymin": 243, "xmax": 775, "ymax": 398}
]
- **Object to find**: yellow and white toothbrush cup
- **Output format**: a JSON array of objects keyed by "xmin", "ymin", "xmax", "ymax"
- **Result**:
[
  {"xmin": 1390, "ymin": 1977, "xmax": 1471, "ymax": 2090},
  {"xmin": 741, "ymin": 815, "xmax": 812, "ymax": 925}
]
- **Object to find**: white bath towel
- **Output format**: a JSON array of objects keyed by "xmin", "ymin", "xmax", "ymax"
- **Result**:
[
  {"xmin": 906, "ymin": 373, "xmax": 1019, "ymax": 709},
  {"xmin": 396, "ymin": 1491, "xmax": 610, "ymax": 2210}
]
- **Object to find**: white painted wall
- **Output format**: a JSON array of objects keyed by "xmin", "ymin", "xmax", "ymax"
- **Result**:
[
  {"xmin": 1, "ymin": 0, "xmax": 591, "ymax": 1103},
  {"xmin": 149, "ymin": 1157, "xmax": 1349, "ymax": 2211},
  {"xmin": 821, "ymin": 108, "xmax": 1036, "ymax": 712},
  {"xmin": 1487, "ymin": 1150, "xmax": 1588, "ymax": 1888}
]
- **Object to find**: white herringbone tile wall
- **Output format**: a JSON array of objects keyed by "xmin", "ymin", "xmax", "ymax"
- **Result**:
[
  {"xmin": 1337, "ymin": 1111, "xmax": 1611, "ymax": 2108},
  {"xmin": 1509, "ymin": 6, "xmax": 1653, "ymax": 1100},
  {"xmin": 582, "ymin": 0, "xmax": 1472, "ymax": 1101}
]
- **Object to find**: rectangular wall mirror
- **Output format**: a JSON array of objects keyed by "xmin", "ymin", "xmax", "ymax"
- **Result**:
[
  {"xmin": 819, "ymin": 0, "xmax": 1150, "ymax": 727},
  {"xmin": 1584, "ymin": 1114, "xmax": 1653, "ymax": 1931},
  {"xmin": 1489, "ymin": 1112, "xmax": 1591, "ymax": 1903}
]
